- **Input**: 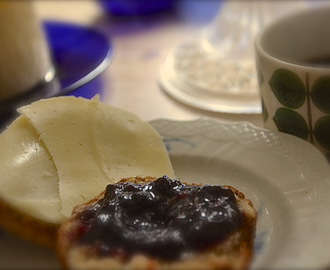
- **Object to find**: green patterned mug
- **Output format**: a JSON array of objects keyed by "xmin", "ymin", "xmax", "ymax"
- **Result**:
[{"xmin": 256, "ymin": 6, "xmax": 330, "ymax": 154}]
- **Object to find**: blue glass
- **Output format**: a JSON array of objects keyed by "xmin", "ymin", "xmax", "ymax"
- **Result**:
[
  {"xmin": 98, "ymin": 0, "xmax": 172, "ymax": 16},
  {"xmin": 67, "ymin": 76, "xmax": 104, "ymax": 99},
  {"xmin": 43, "ymin": 21, "xmax": 113, "ymax": 94}
]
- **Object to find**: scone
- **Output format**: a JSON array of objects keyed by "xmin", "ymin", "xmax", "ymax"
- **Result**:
[
  {"xmin": 0, "ymin": 96, "xmax": 174, "ymax": 248},
  {"xmin": 57, "ymin": 176, "xmax": 257, "ymax": 270}
]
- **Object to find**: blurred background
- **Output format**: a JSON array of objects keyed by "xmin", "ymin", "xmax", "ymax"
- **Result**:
[
  {"xmin": 33, "ymin": 0, "xmax": 257, "ymax": 123},
  {"xmin": 1, "ymin": 0, "xmax": 320, "ymax": 128},
  {"xmin": 34, "ymin": 0, "xmax": 223, "ymax": 118}
]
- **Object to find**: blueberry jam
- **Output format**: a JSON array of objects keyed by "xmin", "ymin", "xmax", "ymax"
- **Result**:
[{"xmin": 76, "ymin": 176, "xmax": 243, "ymax": 261}]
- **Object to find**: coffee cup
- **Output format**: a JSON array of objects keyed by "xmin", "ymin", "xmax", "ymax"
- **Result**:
[{"xmin": 255, "ymin": 5, "xmax": 330, "ymax": 154}]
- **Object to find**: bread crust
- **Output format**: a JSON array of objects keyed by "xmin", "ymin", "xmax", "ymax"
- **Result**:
[
  {"xmin": 57, "ymin": 176, "xmax": 257, "ymax": 270},
  {"xmin": 0, "ymin": 197, "xmax": 59, "ymax": 249}
]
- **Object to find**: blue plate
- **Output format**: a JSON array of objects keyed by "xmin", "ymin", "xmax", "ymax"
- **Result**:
[{"xmin": 44, "ymin": 20, "xmax": 113, "ymax": 94}]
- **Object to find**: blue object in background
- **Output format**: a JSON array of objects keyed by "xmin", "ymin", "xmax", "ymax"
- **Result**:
[
  {"xmin": 98, "ymin": 0, "xmax": 173, "ymax": 16},
  {"xmin": 67, "ymin": 76, "xmax": 104, "ymax": 99},
  {"xmin": 43, "ymin": 21, "xmax": 112, "ymax": 96}
]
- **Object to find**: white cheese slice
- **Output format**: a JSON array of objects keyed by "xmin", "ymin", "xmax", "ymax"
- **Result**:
[
  {"xmin": 0, "ymin": 115, "xmax": 63, "ymax": 223},
  {"xmin": 91, "ymin": 99, "xmax": 175, "ymax": 182},
  {"xmin": 19, "ymin": 96, "xmax": 174, "ymax": 218}
]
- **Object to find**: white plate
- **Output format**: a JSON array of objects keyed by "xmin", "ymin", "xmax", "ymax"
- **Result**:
[
  {"xmin": 1, "ymin": 118, "xmax": 330, "ymax": 269},
  {"xmin": 150, "ymin": 118, "xmax": 330, "ymax": 269},
  {"xmin": 158, "ymin": 37, "xmax": 262, "ymax": 114}
]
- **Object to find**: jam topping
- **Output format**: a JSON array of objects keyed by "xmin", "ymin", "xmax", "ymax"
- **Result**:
[{"xmin": 76, "ymin": 176, "xmax": 243, "ymax": 261}]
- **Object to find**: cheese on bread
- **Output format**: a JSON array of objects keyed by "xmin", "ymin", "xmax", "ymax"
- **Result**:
[{"xmin": 0, "ymin": 96, "xmax": 174, "ymax": 230}]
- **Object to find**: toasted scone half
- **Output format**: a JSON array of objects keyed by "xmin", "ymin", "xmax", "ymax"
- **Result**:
[{"xmin": 57, "ymin": 176, "xmax": 257, "ymax": 270}]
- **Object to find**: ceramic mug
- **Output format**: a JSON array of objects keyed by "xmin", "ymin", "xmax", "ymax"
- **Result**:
[
  {"xmin": 256, "ymin": 5, "xmax": 330, "ymax": 154},
  {"xmin": 0, "ymin": 1, "xmax": 54, "ymax": 103}
]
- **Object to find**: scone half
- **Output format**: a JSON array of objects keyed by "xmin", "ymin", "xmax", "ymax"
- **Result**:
[{"xmin": 57, "ymin": 176, "xmax": 257, "ymax": 270}]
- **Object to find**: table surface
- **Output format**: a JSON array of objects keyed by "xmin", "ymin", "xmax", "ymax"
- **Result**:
[{"xmin": 35, "ymin": 0, "xmax": 264, "ymax": 127}]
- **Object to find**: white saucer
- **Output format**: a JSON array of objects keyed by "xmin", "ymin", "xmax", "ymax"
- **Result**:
[{"xmin": 158, "ymin": 37, "xmax": 262, "ymax": 114}]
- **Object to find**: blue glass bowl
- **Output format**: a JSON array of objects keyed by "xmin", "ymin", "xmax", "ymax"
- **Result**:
[
  {"xmin": 43, "ymin": 21, "xmax": 112, "ymax": 94},
  {"xmin": 98, "ymin": 0, "xmax": 172, "ymax": 16}
]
